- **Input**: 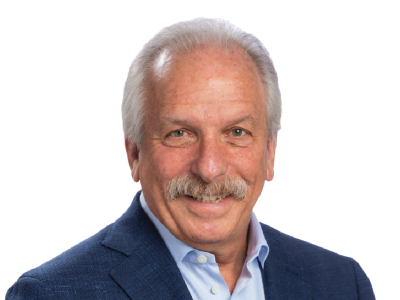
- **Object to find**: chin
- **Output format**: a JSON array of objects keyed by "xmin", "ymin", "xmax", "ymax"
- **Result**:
[{"xmin": 182, "ymin": 222, "xmax": 235, "ymax": 244}]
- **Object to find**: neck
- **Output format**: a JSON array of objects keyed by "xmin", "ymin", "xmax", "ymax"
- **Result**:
[
  {"xmin": 216, "ymin": 238, "xmax": 248, "ymax": 294},
  {"xmin": 191, "ymin": 223, "xmax": 250, "ymax": 294}
]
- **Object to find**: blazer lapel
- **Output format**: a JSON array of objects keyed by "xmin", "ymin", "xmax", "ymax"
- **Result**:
[
  {"xmin": 102, "ymin": 192, "xmax": 193, "ymax": 300},
  {"xmin": 261, "ymin": 223, "xmax": 310, "ymax": 300}
]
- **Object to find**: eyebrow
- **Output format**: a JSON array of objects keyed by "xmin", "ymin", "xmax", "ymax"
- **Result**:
[
  {"xmin": 223, "ymin": 115, "xmax": 257, "ymax": 127},
  {"xmin": 159, "ymin": 116, "xmax": 187, "ymax": 126}
]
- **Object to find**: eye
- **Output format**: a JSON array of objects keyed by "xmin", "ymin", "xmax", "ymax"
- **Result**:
[
  {"xmin": 231, "ymin": 129, "xmax": 245, "ymax": 137},
  {"xmin": 172, "ymin": 130, "xmax": 185, "ymax": 137},
  {"xmin": 164, "ymin": 129, "xmax": 196, "ymax": 147}
]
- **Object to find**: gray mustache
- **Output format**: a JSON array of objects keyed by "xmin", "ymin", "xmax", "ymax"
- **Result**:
[{"xmin": 165, "ymin": 175, "xmax": 248, "ymax": 201}]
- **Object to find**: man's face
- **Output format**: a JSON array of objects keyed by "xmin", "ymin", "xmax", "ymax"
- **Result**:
[{"xmin": 127, "ymin": 46, "xmax": 276, "ymax": 248}]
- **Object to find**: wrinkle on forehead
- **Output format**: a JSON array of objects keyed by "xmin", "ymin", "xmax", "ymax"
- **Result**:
[
  {"xmin": 180, "ymin": 48, "xmax": 260, "ymax": 85},
  {"xmin": 152, "ymin": 45, "xmax": 261, "ymax": 87},
  {"xmin": 157, "ymin": 103, "xmax": 260, "ymax": 132},
  {"xmin": 147, "ymin": 45, "xmax": 266, "ymax": 127}
]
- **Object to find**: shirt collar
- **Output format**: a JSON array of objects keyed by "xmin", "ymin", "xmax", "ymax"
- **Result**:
[
  {"xmin": 247, "ymin": 210, "xmax": 269, "ymax": 268},
  {"xmin": 139, "ymin": 192, "xmax": 269, "ymax": 267}
]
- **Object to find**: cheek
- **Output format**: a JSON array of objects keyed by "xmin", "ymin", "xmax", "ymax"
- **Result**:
[
  {"xmin": 224, "ymin": 144, "xmax": 266, "ymax": 182},
  {"xmin": 146, "ymin": 145, "xmax": 194, "ymax": 184}
]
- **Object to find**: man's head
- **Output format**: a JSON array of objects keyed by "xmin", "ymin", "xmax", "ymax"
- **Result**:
[
  {"xmin": 122, "ymin": 18, "xmax": 281, "ymax": 148},
  {"xmin": 123, "ymin": 18, "xmax": 281, "ymax": 250}
]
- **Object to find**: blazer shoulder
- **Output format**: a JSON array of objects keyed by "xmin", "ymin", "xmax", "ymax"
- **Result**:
[
  {"xmin": 11, "ymin": 223, "xmax": 126, "ymax": 289},
  {"xmin": 7, "ymin": 223, "xmax": 133, "ymax": 299},
  {"xmin": 260, "ymin": 222, "xmax": 352, "ymax": 262},
  {"xmin": 260, "ymin": 223, "xmax": 375, "ymax": 299},
  {"xmin": 6, "ymin": 276, "xmax": 59, "ymax": 300}
]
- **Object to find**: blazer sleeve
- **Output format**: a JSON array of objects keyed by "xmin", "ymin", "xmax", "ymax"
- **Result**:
[
  {"xmin": 6, "ymin": 276, "xmax": 59, "ymax": 300},
  {"xmin": 352, "ymin": 259, "xmax": 375, "ymax": 300}
]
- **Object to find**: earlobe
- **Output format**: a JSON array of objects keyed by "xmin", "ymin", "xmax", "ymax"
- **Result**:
[
  {"xmin": 131, "ymin": 161, "xmax": 140, "ymax": 182},
  {"xmin": 125, "ymin": 138, "xmax": 140, "ymax": 182},
  {"xmin": 266, "ymin": 165, "xmax": 274, "ymax": 181}
]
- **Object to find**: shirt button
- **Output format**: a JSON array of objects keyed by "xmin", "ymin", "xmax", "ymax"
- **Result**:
[
  {"xmin": 197, "ymin": 255, "xmax": 207, "ymax": 263},
  {"xmin": 211, "ymin": 284, "xmax": 220, "ymax": 294}
]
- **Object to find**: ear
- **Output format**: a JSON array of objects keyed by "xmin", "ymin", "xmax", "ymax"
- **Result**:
[
  {"xmin": 266, "ymin": 135, "xmax": 277, "ymax": 182},
  {"xmin": 125, "ymin": 138, "xmax": 140, "ymax": 182}
]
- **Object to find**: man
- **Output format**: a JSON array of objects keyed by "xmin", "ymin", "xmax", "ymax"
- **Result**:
[{"xmin": 7, "ymin": 18, "xmax": 375, "ymax": 299}]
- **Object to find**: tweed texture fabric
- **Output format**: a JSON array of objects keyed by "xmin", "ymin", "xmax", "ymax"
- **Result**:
[{"xmin": 6, "ymin": 191, "xmax": 375, "ymax": 299}]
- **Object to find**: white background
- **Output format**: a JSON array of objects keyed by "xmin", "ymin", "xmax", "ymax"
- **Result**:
[{"xmin": 1, "ymin": 0, "xmax": 399, "ymax": 298}]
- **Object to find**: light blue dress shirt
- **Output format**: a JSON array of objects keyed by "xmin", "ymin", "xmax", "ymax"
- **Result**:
[{"xmin": 140, "ymin": 193, "xmax": 269, "ymax": 299}]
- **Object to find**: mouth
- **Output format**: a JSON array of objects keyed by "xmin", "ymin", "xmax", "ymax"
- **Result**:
[{"xmin": 187, "ymin": 195, "xmax": 228, "ymax": 204}]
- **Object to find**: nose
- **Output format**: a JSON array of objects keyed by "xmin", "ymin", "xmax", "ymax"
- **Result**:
[{"xmin": 190, "ymin": 135, "xmax": 228, "ymax": 182}]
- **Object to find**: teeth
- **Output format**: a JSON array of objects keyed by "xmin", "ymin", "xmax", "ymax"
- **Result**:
[{"xmin": 193, "ymin": 195, "xmax": 226, "ymax": 204}]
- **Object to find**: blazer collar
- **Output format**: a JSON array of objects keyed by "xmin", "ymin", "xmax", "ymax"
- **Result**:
[
  {"xmin": 101, "ymin": 191, "xmax": 193, "ymax": 300},
  {"xmin": 261, "ymin": 224, "xmax": 310, "ymax": 300}
]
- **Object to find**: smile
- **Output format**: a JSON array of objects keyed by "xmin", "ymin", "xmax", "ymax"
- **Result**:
[{"xmin": 188, "ymin": 195, "xmax": 228, "ymax": 204}]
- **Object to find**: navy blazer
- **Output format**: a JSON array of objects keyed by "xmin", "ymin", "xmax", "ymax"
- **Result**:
[{"xmin": 7, "ymin": 192, "xmax": 375, "ymax": 299}]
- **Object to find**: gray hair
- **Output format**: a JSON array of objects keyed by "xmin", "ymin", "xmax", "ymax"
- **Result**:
[{"xmin": 122, "ymin": 18, "xmax": 281, "ymax": 148}]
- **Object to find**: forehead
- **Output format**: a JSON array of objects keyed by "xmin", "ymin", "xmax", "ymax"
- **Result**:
[{"xmin": 150, "ymin": 45, "xmax": 265, "ymax": 118}]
